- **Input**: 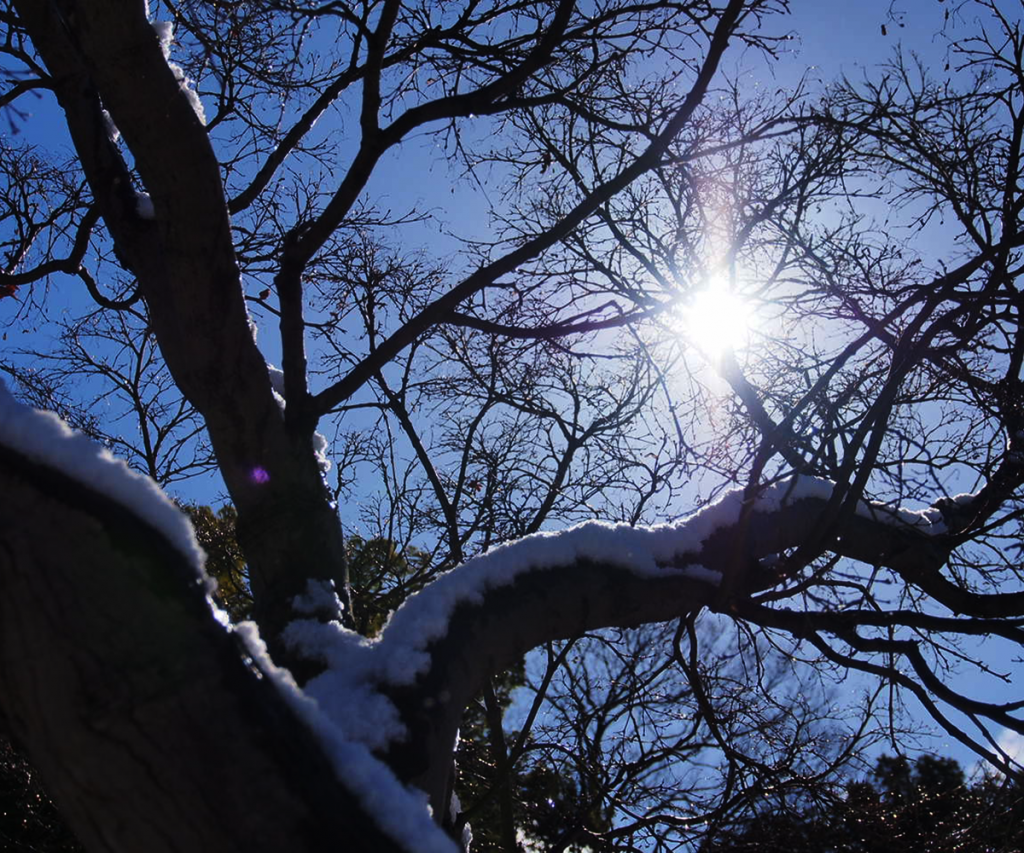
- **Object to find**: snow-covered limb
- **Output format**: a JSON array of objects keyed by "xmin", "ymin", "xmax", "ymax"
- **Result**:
[
  {"xmin": 0, "ymin": 390, "xmax": 416, "ymax": 853},
  {"xmin": 0, "ymin": 379, "xmax": 203, "ymax": 571},
  {"xmin": 0, "ymin": 380, "xmax": 454, "ymax": 850},
  {"xmin": 236, "ymin": 624, "xmax": 458, "ymax": 853},
  {"xmin": 286, "ymin": 475, "xmax": 957, "ymax": 817}
]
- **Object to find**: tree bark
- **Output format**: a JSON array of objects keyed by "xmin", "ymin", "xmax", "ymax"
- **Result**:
[
  {"xmin": 371, "ymin": 483, "xmax": 952, "ymax": 815},
  {"xmin": 0, "ymin": 445, "xmax": 399, "ymax": 853}
]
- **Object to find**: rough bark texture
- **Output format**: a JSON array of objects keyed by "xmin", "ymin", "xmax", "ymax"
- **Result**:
[{"xmin": 0, "ymin": 446, "xmax": 399, "ymax": 853}]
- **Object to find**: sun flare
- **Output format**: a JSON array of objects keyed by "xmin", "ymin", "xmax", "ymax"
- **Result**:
[{"xmin": 679, "ymin": 283, "xmax": 755, "ymax": 360}]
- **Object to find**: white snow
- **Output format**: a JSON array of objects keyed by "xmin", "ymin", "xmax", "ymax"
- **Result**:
[
  {"xmin": 152, "ymin": 20, "xmax": 174, "ymax": 57},
  {"xmin": 101, "ymin": 108, "xmax": 121, "ymax": 143},
  {"xmin": 880, "ymin": 504, "xmax": 947, "ymax": 533},
  {"xmin": 292, "ymin": 578, "xmax": 343, "ymax": 616},
  {"xmin": 763, "ymin": 473, "xmax": 955, "ymax": 535},
  {"xmin": 312, "ymin": 429, "xmax": 332, "ymax": 473},
  {"xmin": 135, "ymin": 191, "xmax": 155, "ymax": 219},
  {"xmin": 234, "ymin": 621, "xmax": 458, "ymax": 853},
  {"xmin": 266, "ymin": 362, "xmax": 332, "ymax": 473},
  {"xmin": 0, "ymin": 379, "xmax": 204, "ymax": 572},
  {"xmin": 271, "ymin": 471, "xmax": 965, "ymax": 852},
  {"xmin": 3, "ymin": 374, "xmax": 966, "ymax": 850},
  {"xmin": 151, "ymin": 20, "xmax": 207, "ymax": 124},
  {"xmin": 287, "ymin": 485, "xmax": 784, "ymax": 713},
  {"xmin": 283, "ymin": 619, "xmax": 407, "ymax": 750},
  {"xmin": 267, "ymin": 363, "xmax": 286, "ymax": 398},
  {"xmin": 855, "ymin": 491, "xmax": 967, "ymax": 535},
  {"xmin": 681, "ymin": 563, "xmax": 724, "ymax": 585},
  {"xmin": 449, "ymin": 791, "xmax": 473, "ymax": 850}
]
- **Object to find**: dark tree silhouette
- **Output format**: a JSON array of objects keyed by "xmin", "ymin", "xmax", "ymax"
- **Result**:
[
  {"xmin": 701, "ymin": 754, "xmax": 1024, "ymax": 853},
  {"xmin": 0, "ymin": 1, "xmax": 1023, "ymax": 851}
]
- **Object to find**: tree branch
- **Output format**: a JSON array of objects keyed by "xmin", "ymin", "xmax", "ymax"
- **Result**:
[
  {"xmin": 295, "ymin": 476, "xmax": 959, "ymax": 815},
  {"xmin": 445, "ymin": 304, "xmax": 661, "ymax": 340},
  {"xmin": 310, "ymin": 0, "xmax": 751, "ymax": 415}
]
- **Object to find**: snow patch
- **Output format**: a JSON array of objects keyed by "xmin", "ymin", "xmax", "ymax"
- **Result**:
[
  {"xmin": 283, "ymin": 619, "xmax": 407, "ymax": 751},
  {"xmin": 681, "ymin": 563, "xmax": 723, "ymax": 585},
  {"xmin": 764, "ymin": 474, "xmax": 954, "ymax": 536},
  {"xmin": 267, "ymin": 363, "xmax": 285, "ymax": 399},
  {"xmin": 268, "ymin": 473, "xmax": 961, "ymax": 845},
  {"xmin": 152, "ymin": 20, "xmax": 174, "ymax": 57},
  {"xmin": 878, "ymin": 504, "xmax": 947, "ymax": 533},
  {"xmin": 854, "ymin": 489, "xmax": 969, "ymax": 535},
  {"xmin": 235, "ymin": 621, "xmax": 456, "ymax": 853},
  {"xmin": 449, "ymin": 790, "xmax": 472, "ymax": 850},
  {"xmin": 151, "ymin": 20, "xmax": 206, "ymax": 124},
  {"xmin": 0, "ymin": 379, "xmax": 204, "ymax": 572},
  {"xmin": 292, "ymin": 578, "xmax": 343, "ymax": 616},
  {"xmin": 266, "ymin": 362, "xmax": 332, "ymax": 473},
  {"xmin": 135, "ymin": 191, "xmax": 155, "ymax": 219},
  {"xmin": 312, "ymin": 429, "xmax": 332, "ymax": 473},
  {"xmin": 283, "ymin": 475, "xmax": 959, "ymax": 756},
  {"xmin": 101, "ymin": 108, "xmax": 120, "ymax": 143}
]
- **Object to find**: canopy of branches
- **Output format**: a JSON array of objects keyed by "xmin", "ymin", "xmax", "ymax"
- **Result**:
[{"xmin": 0, "ymin": 0, "xmax": 1022, "ymax": 851}]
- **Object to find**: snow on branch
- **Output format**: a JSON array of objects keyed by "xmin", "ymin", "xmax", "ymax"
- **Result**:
[
  {"xmin": 0, "ymin": 381, "xmax": 451, "ymax": 852},
  {"xmin": 234, "ymin": 624, "xmax": 459, "ymax": 853},
  {"xmin": 292, "ymin": 474, "xmax": 954, "ymax": 708},
  {"xmin": 151, "ymin": 18, "xmax": 206, "ymax": 125},
  {"xmin": 283, "ymin": 473, "xmax": 957, "ymax": 814},
  {"xmin": 0, "ymin": 378, "xmax": 204, "ymax": 571}
]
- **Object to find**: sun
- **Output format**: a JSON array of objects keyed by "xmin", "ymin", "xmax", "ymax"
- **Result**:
[{"xmin": 678, "ymin": 280, "xmax": 755, "ymax": 361}]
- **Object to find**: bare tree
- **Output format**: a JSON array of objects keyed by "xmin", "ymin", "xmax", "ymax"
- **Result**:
[
  {"xmin": 1, "ymin": 1, "xmax": 1023, "ymax": 852},
  {"xmin": 3, "ymin": 303, "xmax": 215, "ymax": 485}
]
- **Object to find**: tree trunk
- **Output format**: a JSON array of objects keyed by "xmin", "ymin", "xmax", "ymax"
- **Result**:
[
  {"xmin": 10, "ymin": 0, "xmax": 353, "ymax": 658},
  {"xmin": 0, "ymin": 446, "xmax": 399, "ymax": 853}
]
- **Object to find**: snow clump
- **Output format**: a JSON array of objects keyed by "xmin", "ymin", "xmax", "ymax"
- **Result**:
[{"xmin": 151, "ymin": 19, "xmax": 206, "ymax": 124}]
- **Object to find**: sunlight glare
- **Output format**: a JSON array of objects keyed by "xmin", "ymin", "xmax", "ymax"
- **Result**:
[{"xmin": 679, "ymin": 280, "xmax": 755, "ymax": 360}]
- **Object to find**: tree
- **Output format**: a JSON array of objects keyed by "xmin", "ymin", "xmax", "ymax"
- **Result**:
[
  {"xmin": 1, "ymin": 0, "xmax": 1024, "ymax": 851},
  {"xmin": 701, "ymin": 753, "xmax": 1024, "ymax": 852},
  {"xmin": 0, "ymin": 736, "xmax": 84, "ymax": 853}
]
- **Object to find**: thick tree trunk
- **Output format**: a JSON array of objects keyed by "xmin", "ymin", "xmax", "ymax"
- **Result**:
[
  {"xmin": 10, "ymin": 0, "xmax": 353, "ymax": 658},
  {"xmin": 0, "ymin": 446, "xmax": 399, "ymax": 853}
]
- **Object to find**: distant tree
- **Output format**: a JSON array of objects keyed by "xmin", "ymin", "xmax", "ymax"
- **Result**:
[
  {"xmin": 701, "ymin": 754, "xmax": 1024, "ymax": 853},
  {"xmin": 181, "ymin": 502, "xmax": 253, "ymax": 622},
  {"xmin": 0, "ymin": 738, "xmax": 83, "ymax": 853},
  {"xmin": 2, "ymin": 304, "xmax": 215, "ymax": 484}
]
